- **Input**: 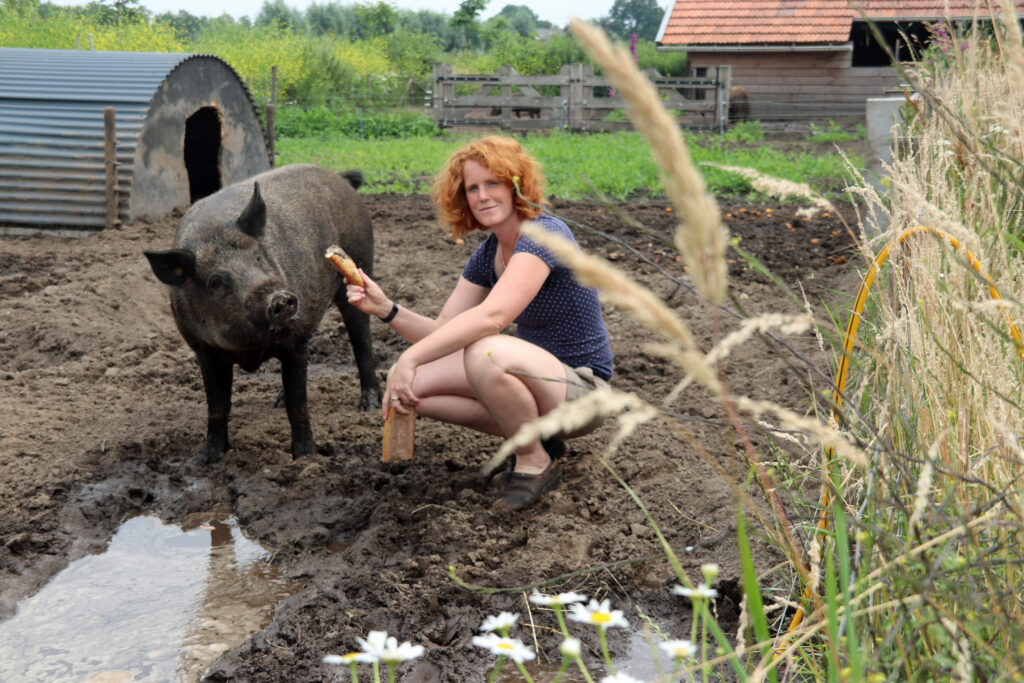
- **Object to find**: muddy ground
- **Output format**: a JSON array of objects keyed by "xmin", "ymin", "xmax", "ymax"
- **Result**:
[{"xmin": 0, "ymin": 182, "xmax": 860, "ymax": 681}]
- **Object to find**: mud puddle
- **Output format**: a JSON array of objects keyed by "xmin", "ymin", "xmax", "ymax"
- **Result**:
[{"xmin": 0, "ymin": 514, "xmax": 302, "ymax": 682}]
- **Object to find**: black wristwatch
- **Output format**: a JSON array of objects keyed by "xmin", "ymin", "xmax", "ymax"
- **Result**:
[{"xmin": 380, "ymin": 302, "xmax": 399, "ymax": 323}]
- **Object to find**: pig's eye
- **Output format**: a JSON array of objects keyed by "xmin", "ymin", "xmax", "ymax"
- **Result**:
[{"xmin": 207, "ymin": 274, "xmax": 229, "ymax": 291}]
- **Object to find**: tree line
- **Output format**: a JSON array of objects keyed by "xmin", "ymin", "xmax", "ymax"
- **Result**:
[{"xmin": 21, "ymin": 0, "xmax": 668, "ymax": 48}]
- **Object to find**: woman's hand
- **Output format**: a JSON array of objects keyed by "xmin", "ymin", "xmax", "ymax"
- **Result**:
[
  {"xmin": 382, "ymin": 353, "xmax": 419, "ymax": 419},
  {"xmin": 345, "ymin": 270, "xmax": 392, "ymax": 319}
]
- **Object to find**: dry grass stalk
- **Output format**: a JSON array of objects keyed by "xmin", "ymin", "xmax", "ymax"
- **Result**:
[
  {"xmin": 659, "ymin": 314, "xmax": 812, "ymax": 406},
  {"xmin": 907, "ymin": 433, "xmax": 941, "ymax": 530},
  {"xmin": 734, "ymin": 593, "xmax": 749, "ymax": 658},
  {"xmin": 483, "ymin": 387, "xmax": 656, "ymax": 475},
  {"xmin": 521, "ymin": 223, "xmax": 723, "ymax": 394},
  {"xmin": 734, "ymin": 397, "xmax": 868, "ymax": 469},
  {"xmin": 807, "ymin": 528, "xmax": 822, "ymax": 595},
  {"xmin": 569, "ymin": 18, "xmax": 728, "ymax": 304},
  {"xmin": 702, "ymin": 163, "xmax": 836, "ymax": 215},
  {"xmin": 704, "ymin": 314, "xmax": 813, "ymax": 368}
]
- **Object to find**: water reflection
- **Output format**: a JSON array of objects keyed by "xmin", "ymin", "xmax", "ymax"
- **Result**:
[{"xmin": 0, "ymin": 515, "xmax": 301, "ymax": 682}]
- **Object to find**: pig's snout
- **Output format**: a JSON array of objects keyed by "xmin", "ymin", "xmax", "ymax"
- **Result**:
[{"xmin": 267, "ymin": 290, "xmax": 299, "ymax": 325}]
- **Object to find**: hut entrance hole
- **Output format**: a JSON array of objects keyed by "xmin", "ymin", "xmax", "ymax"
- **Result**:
[{"xmin": 185, "ymin": 106, "xmax": 222, "ymax": 203}]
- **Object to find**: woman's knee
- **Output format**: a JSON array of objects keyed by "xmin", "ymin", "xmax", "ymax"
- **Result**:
[{"xmin": 462, "ymin": 336, "xmax": 507, "ymax": 383}]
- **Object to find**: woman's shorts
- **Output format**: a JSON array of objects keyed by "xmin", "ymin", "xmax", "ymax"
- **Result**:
[{"xmin": 555, "ymin": 364, "xmax": 611, "ymax": 440}]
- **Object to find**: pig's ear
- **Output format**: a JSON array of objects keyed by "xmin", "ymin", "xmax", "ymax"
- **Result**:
[
  {"xmin": 236, "ymin": 181, "xmax": 267, "ymax": 238},
  {"xmin": 144, "ymin": 249, "xmax": 196, "ymax": 288}
]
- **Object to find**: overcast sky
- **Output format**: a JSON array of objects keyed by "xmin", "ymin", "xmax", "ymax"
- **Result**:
[{"xmin": 53, "ymin": 0, "xmax": 624, "ymax": 28}]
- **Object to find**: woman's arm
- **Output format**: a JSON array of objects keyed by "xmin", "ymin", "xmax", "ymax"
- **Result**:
[
  {"xmin": 390, "ymin": 276, "xmax": 489, "ymax": 343},
  {"xmin": 345, "ymin": 269, "xmax": 490, "ymax": 344}
]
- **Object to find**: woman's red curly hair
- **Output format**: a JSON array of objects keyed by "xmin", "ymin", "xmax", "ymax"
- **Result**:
[{"xmin": 431, "ymin": 136, "xmax": 547, "ymax": 239}]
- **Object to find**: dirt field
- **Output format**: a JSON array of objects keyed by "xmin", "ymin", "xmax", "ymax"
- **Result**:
[{"xmin": 0, "ymin": 185, "xmax": 860, "ymax": 681}]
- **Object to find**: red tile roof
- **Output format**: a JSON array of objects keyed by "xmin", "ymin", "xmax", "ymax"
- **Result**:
[{"xmin": 659, "ymin": 0, "xmax": 1024, "ymax": 46}]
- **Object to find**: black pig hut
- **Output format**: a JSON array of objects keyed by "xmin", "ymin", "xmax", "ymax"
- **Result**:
[{"xmin": 0, "ymin": 47, "xmax": 270, "ymax": 235}]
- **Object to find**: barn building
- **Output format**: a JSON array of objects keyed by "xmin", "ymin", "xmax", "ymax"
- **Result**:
[
  {"xmin": 0, "ymin": 47, "xmax": 270, "ymax": 235},
  {"xmin": 656, "ymin": 0, "xmax": 1024, "ymax": 121}
]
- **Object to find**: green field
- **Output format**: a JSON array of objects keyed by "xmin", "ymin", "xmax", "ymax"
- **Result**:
[{"xmin": 276, "ymin": 125, "xmax": 860, "ymax": 199}]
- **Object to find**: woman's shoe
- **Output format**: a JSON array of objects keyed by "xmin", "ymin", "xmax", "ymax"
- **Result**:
[
  {"xmin": 491, "ymin": 438, "xmax": 566, "ymax": 489},
  {"xmin": 492, "ymin": 460, "xmax": 562, "ymax": 512}
]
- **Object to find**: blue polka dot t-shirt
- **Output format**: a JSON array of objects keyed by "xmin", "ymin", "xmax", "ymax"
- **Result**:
[{"xmin": 461, "ymin": 213, "xmax": 613, "ymax": 380}]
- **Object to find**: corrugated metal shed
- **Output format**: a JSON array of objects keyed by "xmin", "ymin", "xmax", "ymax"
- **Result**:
[{"xmin": 0, "ymin": 47, "xmax": 271, "ymax": 235}]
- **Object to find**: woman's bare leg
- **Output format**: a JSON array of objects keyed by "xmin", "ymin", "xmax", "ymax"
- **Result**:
[
  {"xmin": 410, "ymin": 351, "xmax": 503, "ymax": 436},
  {"xmin": 463, "ymin": 335, "xmax": 567, "ymax": 474},
  {"xmin": 404, "ymin": 336, "xmax": 569, "ymax": 476}
]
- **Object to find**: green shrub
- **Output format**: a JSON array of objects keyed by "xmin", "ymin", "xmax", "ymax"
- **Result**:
[{"xmin": 276, "ymin": 106, "xmax": 438, "ymax": 139}]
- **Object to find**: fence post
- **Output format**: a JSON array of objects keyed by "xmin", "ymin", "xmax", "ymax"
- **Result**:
[
  {"xmin": 582, "ymin": 64, "xmax": 596, "ymax": 131},
  {"xmin": 568, "ymin": 62, "xmax": 584, "ymax": 132},
  {"xmin": 565, "ymin": 63, "xmax": 573, "ymax": 129},
  {"xmin": 433, "ymin": 63, "xmax": 453, "ymax": 128},
  {"xmin": 717, "ymin": 65, "xmax": 732, "ymax": 134},
  {"xmin": 104, "ymin": 107, "xmax": 120, "ymax": 230},
  {"xmin": 497, "ymin": 64, "xmax": 513, "ymax": 125},
  {"xmin": 266, "ymin": 65, "xmax": 277, "ymax": 167}
]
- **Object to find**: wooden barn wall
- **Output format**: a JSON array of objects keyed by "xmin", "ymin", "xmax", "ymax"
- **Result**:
[{"xmin": 688, "ymin": 51, "xmax": 899, "ymax": 121}]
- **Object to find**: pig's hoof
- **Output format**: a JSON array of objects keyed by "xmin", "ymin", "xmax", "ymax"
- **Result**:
[
  {"xmin": 358, "ymin": 389, "xmax": 381, "ymax": 412},
  {"xmin": 291, "ymin": 442, "xmax": 315, "ymax": 459},
  {"xmin": 199, "ymin": 448, "xmax": 222, "ymax": 465}
]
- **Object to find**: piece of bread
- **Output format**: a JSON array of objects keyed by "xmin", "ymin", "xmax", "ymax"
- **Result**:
[
  {"xmin": 325, "ymin": 245, "xmax": 364, "ymax": 287},
  {"xmin": 382, "ymin": 406, "xmax": 416, "ymax": 462}
]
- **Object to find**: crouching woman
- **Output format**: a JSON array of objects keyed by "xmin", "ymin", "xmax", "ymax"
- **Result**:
[{"xmin": 345, "ymin": 135, "xmax": 613, "ymax": 511}]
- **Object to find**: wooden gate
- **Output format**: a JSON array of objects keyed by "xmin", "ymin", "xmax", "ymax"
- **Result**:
[{"xmin": 431, "ymin": 63, "xmax": 732, "ymax": 132}]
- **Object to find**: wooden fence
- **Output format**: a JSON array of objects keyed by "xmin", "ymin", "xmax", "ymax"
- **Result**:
[{"xmin": 431, "ymin": 63, "xmax": 733, "ymax": 133}]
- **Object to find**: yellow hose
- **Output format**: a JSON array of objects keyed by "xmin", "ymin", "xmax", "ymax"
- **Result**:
[{"xmin": 774, "ymin": 225, "xmax": 1023, "ymax": 657}]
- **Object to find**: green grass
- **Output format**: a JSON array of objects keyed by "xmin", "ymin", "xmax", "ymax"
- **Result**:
[
  {"xmin": 276, "ymin": 129, "xmax": 861, "ymax": 199},
  {"xmin": 808, "ymin": 120, "xmax": 866, "ymax": 143}
]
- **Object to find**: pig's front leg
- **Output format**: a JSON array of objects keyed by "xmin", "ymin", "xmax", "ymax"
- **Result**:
[
  {"xmin": 338, "ymin": 297, "xmax": 381, "ymax": 411},
  {"xmin": 195, "ymin": 346, "xmax": 233, "ymax": 464},
  {"xmin": 279, "ymin": 345, "xmax": 315, "ymax": 459}
]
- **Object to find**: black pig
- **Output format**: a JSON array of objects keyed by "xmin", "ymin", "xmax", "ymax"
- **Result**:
[{"xmin": 144, "ymin": 164, "xmax": 380, "ymax": 462}]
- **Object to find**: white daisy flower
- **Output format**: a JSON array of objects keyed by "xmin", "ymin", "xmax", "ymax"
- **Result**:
[
  {"xmin": 700, "ymin": 563, "xmax": 720, "ymax": 582},
  {"xmin": 356, "ymin": 631, "xmax": 423, "ymax": 663},
  {"xmin": 672, "ymin": 583, "xmax": 719, "ymax": 600},
  {"xmin": 659, "ymin": 639, "xmax": 697, "ymax": 660},
  {"xmin": 479, "ymin": 611, "xmax": 519, "ymax": 633},
  {"xmin": 323, "ymin": 651, "xmax": 377, "ymax": 665},
  {"xmin": 567, "ymin": 599, "xmax": 629, "ymax": 632},
  {"xmin": 379, "ymin": 639, "xmax": 424, "ymax": 664},
  {"xmin": 529, "ymin": 590, "xmax": 588, "ymax": 606},
  {"xmin": 559, "ymin": 637, "xmax": 582, "ymax": 658},
  {"xmin": 356, "ymin": 631, "xmax": 389, "ymax": 658},
  {"xmin": 472, "ymin": 632, "xmax": 536, "ymax": 663},
  {"xmin": 600, "ymin": 673, "xmax": 643, "ymax": 683}
]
